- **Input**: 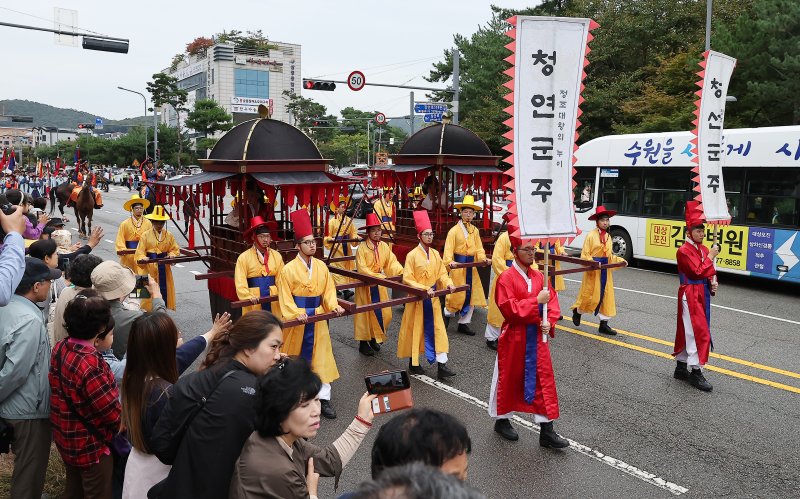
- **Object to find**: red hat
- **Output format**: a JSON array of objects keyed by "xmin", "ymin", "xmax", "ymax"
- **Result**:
[
  {"xmin": 364, "ymin": 213, "xmax": 382, "ymax": 229},
  {"xmin": 413, "ymin": 210, "xmax": 432, "ymax": 234},
  {"xmin": 685, "ymin": 200, "xmax": 706, "ymax": 227},
  {"xmin": 588, "ymin": 205, "xmax": 617, "ymax": 221},
  {"xmin": 244, "ymin": 216, "xmax": 270, "ymax": 239},
  {"xmin": 290, "ymin": 209, "xmax": 313, "ymax": 240}
]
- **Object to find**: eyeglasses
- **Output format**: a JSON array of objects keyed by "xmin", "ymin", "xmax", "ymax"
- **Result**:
[
  {"xmin": 299, "ymin": 240, "xmax": 317, "ymax": 246},
  {"xmin": 420, "ymin": 232, "xmax": 435, "ymax": 238}
]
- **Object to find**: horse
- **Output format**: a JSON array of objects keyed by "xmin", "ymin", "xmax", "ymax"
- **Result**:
[
  {"xmin": 74, "ymin": 179, "xmax": 95, "ymax": 239},
  {"xmin": 50, "ymin": 182, "xmax": 74, "ymax": 222},
  {"xmin": 140, "ymin": 183, "xmax": 157, "ymax": 215}
]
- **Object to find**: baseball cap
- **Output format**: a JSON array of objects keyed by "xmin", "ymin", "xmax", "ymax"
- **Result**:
[{"xmin": 18, "ymin": 257, "xmax": 62, "ymax": 288}]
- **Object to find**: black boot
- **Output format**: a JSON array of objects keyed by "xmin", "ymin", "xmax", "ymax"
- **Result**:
[
  {"xmin": 572, "ymin": 308, "xmax": 581, "ymax": 326},
  {"xmin": 408, "ymin": 359, "xmax": 424, "ymax": 375},
  {"xmin": 343, "ymin": 290, "xmax": 354, "ymax": 300},
  {"xmin": 445, "ymin": 315, "xmax": 451, "ymax": 328},
  {"xmin": 674, "ymin": 361, "xmax": 689, "ymax": 380},
  {"xmin": 457, "ymin": 324, "xmax": 475, "ymax": 336},
  {"xmin": 494, "ymin": 419, "xmax": 519, "ymax": 441},
  {"xmin": 369, "ymin": 339, "xmax": 382, "ymax": 352},
  {"xmin": 688, "ymin": 369, "xmax": 713, "ymax": 392},
  {"xmin": 320, "ymin": 400, "xmax": 337, "ymax": 419},
  {"xmin": 437, "ymin": 362, "xmax": 456, "ymax": 379},
  {"xmin": 598, "ymin": 320, "xmax": 617, "ymax": 336},
  {"xmin": 358, "ymin": 341, "xmax": 375, "ymax": 357},
  {"xmin": 539, "ymin": 421, "xmax": 569, "ymax": 449},
  {"xmin": 486, "ymin": 339, "xmax": 498, "ymax": 351}
]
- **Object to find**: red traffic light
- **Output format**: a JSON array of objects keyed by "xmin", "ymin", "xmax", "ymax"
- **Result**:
[{"xmin": 302, "ymin": 79, "xmax": 336, "ymax": 91}]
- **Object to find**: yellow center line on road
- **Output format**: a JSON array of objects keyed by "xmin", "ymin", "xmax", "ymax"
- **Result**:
[
  {"xmin": 561, "ymin": 316, "xmax": 800, "ymax": 381},
  {"xmin": 555, "ymin": 323, "xmax": 800, "ymax": 395}
]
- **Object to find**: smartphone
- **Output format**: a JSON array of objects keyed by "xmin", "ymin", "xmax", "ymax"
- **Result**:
[
  {"xmin": 61, "ymin": 258, "xmax": 70, "ymax": 277},
  {"xmin": 365, "ymin": 370, "xmax": 411, "ymax": 395},
  {"xmin": 130, "ymin": 275, "xmax": 151, "ymax": 299}
]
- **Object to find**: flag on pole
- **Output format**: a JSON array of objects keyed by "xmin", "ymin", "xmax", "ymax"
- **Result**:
[
  {"xmin": 690, "ymin": 50, "xmax": 737, "ymax": 225},
  {"xmin": 504, "ymin": 16, "xmax": 597, "ymax": 246},
  {"xmin": 55, "ymin": 155, "xmax": 62, "ymax": 176},
  {"xmin": 8, "ymin": 150, "xmax": 16, "ymax": 171},
  {"xmin": 74, "ymin": 145, "xmax": 80, "ymax": 165}
]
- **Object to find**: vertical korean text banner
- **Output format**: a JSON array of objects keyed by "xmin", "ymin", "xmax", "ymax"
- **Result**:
[
  {"xmin": 509, "ymin": 16, "xmax": 594, "ymax": 245},
  {"xmin": 692, "ymin": 50, "xmax": 737, "ymax": 224}
]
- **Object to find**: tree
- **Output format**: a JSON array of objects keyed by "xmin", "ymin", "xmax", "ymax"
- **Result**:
[
  {"xmin": 715, "ymin": 0, "xmax": 800, "ymax": 126},
  {"xmin": 186, "ymin": 99, "xmax": 233, "ymax": 138},
  {"xmin": 147, "ymin": 73, "xmax": 189, "ymax": 166},
  {"xmin": 215, "ymin": 30, "xmax": 277, "ymax": 52},
  {"xmin": 283, "ymin": 92, "xmax": 338, "ymax": 142},
  {"xmin": 186, "ymin": 37, "xmax": 214, "ymax": 56}
]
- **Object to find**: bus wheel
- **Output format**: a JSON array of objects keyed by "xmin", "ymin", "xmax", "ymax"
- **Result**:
[{"xmin": 610, "ymin": 228, "xmax": 632, "ymax": 262}]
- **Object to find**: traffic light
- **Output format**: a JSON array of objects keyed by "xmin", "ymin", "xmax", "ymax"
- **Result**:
[
  {"xmin": 77, "ymin": 123, "xmax": 95, "ymax": 129},
  {"xmin": 303, "ymin": 79, "xmax": 336, "ymax": 91},
  {"xmin": 82, "ymin": 36, "xmax": 129, "ymax": 54}
]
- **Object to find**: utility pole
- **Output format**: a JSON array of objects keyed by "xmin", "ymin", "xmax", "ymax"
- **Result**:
[
  {"xmin": 705, "ymin": 0, "xmax": 712, "ymax": 51},
  {"xmin": 153, "ymin": 106, "xmax": 159, "ymax": 164},
  {"xmin": 366, "ymin": 120, "xmax": 371, "ymax": 167},
  {"xmin": 409, "ymin": 91, "xmax": 415, "ymax": 136},
  {"xmin": 452, "ymin": 49, "xmax": 460, "ymax": 125}
]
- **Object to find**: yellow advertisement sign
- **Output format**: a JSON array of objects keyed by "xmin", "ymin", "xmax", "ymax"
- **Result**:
[{"xmin": 644, "ymin": 218, "xmax": 749, "ymax": 271}]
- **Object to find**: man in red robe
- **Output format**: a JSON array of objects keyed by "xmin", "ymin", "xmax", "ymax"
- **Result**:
[
  {"xmin": 673, "ymin": 201, "xmax": 719, "ymax": 392},
  {"xmin": 488, "ymin": 239, "xmax": 567, "ymax": 448}
]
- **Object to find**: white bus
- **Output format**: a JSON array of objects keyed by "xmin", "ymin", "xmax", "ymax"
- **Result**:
[{"xmin": 570, "ymin": 126, "xmax": 800, "ymax": 284}]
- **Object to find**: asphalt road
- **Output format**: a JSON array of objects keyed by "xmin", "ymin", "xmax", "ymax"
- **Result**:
[{"xmin": 79, "ymin": 186, "xmax": 800, "ymax": 498}]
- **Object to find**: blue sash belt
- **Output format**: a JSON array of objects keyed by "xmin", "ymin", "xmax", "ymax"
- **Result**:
[
  {"xmin": 369, "ymin": 285, "xmax": 385, "ymax": 333},
  {"xmin": 247, "ymin": 276, "xmax": 276, "ymax": 313},
  {"xmin": 293, "ymin": 295, "xmax": 321, "ymax": 362},
  {"xmin": 524, "ymin": 304, "xmax": 544, "ymax": 404},
  {"xmin": 593, "ymin": 256, "xmax": 608, "ymax": 315},
  {"xmin": 422, "ymin": 286, "xmax": 436, "ymax": 364},
  {"xmin": 125, "ymin": 241, "xmax": 138, "ymax": 250},
  {"xmin": 678, "ymin": 273, "xmax": 713, "ymax": 349},
  {"xmin": 454, "ymin": 254, "xmax": 474, "ymax": 317},
  {"xmin": 333, "ymin": 236, "xmax": 349, "ymax": 256},
  {"xmin": 547, "ymin": 245, "xmax": 557, "ymax": 289},
  {"xmin": 146, "ymin": 252, "xmax": 169, "ymax": 304},
  {"xmin": 381, "ymin": 216, "xmax": 391, "ymax": 222},
  {"xmin": 505, "ymin": 259, "xmax": 513, "ymax": 267}
]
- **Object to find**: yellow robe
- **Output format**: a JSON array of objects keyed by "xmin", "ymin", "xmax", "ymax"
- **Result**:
[
  {"xmin": 277, "ymin": 256, "xmax": 340, "ymax": 384},
  {"xmin": 115, "ymin": 216, "xmax": 152, "ymax": 274},
  {"xmin": 535, "ymin": 241, "xmax": 566, "ymax": 292},
  {"xmin": 397, "ymin": 245, "xmax": 454, "ymax": 365},
  {"xmin": 135, "ymin": 228, "xmax": 181, "ymax": 311},
  {"xmin": 443, "ymin": 221, "xmax": 487, "ymax": 314},
  {"xmin": 486, "ymin": 231, "xmax": 514, "ymax": 329},
  {"xmin": 353, "ymin": 240, "xmax": 403, "ymax": 342},
  {"xmin": 571, "ymin": 228, "xmax": 625, "ymax": 317},
  {"xmin": 234, "ymin": 246, "xmax": 284, "ymax": 318},
  {"xmin": 372, "ymin": 199, "xmax": 395, "ymax": 233},
  {"xmin": 325, "ymin": 215, "xmax": 357, "ymax": 286}
]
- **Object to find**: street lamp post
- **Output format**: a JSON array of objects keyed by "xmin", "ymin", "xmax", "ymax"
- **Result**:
[{"xmin": 117, "ymin": 86, "xmax": 149, "ymax": 161}]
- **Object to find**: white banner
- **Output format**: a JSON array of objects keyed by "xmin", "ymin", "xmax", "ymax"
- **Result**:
[
  {"xmin": 511, "ymin": 16, "xmax": 592, "ymax": 243},
  {"xmin": 693, "ymin": 50, "xmax": 737, "ymax": 224}
]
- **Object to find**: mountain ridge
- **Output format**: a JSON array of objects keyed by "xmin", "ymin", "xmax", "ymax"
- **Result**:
[{"xmin": 0, "ymin": 99, "xmax": 149, "ymax": 129}]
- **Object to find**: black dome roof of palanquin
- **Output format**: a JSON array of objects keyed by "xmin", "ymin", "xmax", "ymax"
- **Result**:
[
  {"xmin": 398, "ymin": 123, "xmax": 492, "ymax": 156},
  {"xmin": 209, "ymin": 118, "xmax": 323, "ymax": 161}
]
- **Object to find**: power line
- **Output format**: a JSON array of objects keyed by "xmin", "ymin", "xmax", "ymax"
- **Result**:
[{"xmin": 310, "ymin": 55, "xmax": 440, "ymax": 79}]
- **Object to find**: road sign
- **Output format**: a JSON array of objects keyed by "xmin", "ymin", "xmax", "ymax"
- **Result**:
[
  {"xmin": 374, "ymin": 112, "xmax": 386, "ymax": 125},
  {"xmin": 414, "ymin": 103, "xmax": 449, "ymax": 114},
  {"xmin": 423, "ymin": 113, "xmax": 443, "ymax": 123},
  {"xmin": 348, "ymin": 71, "xmax": 366, "ymax": 91},
  {"xmin": 95, "ymin": 117, "xmax": 103, "ymax": 130}
]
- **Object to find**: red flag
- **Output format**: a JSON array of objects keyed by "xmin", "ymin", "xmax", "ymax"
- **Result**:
[
  {"xmin": 1, "ymin": 148, "xmax": 6, "ymax": 169},
  {"xmin": 55, "ymin": 155, "xmax": 62, "ymax": 176}
]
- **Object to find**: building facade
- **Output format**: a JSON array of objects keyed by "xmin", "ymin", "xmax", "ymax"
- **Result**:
[
  {"xmin": 0, "ymin": 126, "xmax": 33, "ymax": 149},
  {"xmin": 161, "ymin": 40, "xmax": 301, "ymax": 133},
  {"xmin": 31, "ymin": 126, "xmax": 78, "ymax": 147}
]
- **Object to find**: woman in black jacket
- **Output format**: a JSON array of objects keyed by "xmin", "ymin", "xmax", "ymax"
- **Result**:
[{"xmin": 148, "ymin": 311, "xmax": 284, "ymax": 499}]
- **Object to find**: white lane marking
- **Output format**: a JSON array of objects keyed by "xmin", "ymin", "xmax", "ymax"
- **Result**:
[
  {"xmin": 104, "ymin": 210, "xmax": 115, "ymax": 214},
  {"xmin": 189, "ymin": 270, "xmax": 202, "ymax": 275},
  {"xmin": 70, "ymin": 227, "xmax": 78, "ymax": 232},
  {"xmin": 563, "ymin": 278, "xmax": 800, "ymax": 326},
  {"xmin": 174, "ymin": 263, "xmax": 184, "ymax": 268},
  {"xmin": 412, "ymin": 375, "xmax": 689, "ymax": 495},
  {"xmin": 627, "ymin": 267, "xmax": 673, "ymax": 276},
  {"xmin": 104, "ymin": 239, "xmax": 114, "ymax": 244}
]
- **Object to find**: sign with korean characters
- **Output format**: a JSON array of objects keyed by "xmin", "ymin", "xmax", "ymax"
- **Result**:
[
  {"xmin": 645, "ymin": 218, "xmax": 749, "ymax": 271},
  {"xmin": 508, "ymin": 16, "xmax": 596, "ymax": 245},
  {"xmin": 692, "ymin": 50, "xmax": 737, "ymax": 224}
]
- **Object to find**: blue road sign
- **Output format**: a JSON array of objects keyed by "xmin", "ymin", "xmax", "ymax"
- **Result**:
[
  {"xmin": 414, "ymin": 103, "xmax": 449, "ymax": 114},
  {"xmin": 423, "ymin": 113, "xmax": 444, "ymax": 123},
  {"xmin": 95, "ymin": 117, "xmax": 103, "ymax": 130}
]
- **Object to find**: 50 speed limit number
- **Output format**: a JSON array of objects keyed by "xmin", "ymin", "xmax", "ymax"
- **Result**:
[{"xmin": 348, "ymin": 71, "xmax": 365, "ymax": 91}]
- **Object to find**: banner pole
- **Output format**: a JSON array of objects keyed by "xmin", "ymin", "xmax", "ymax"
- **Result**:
[{"xmin": 542, "ymin": 242, "xmax": 549, "ymax": 343}]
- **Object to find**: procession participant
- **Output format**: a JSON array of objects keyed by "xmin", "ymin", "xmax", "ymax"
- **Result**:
[
  {"xmin": 235, "ymin": 216, "xmax": 284, "ymax": 318},
  {"xmin": 115, "ymin": 194, "xmax": 153, "ymax": 274},
  {"xmin": 353, "ymin": 213, "xmax": 403, "ymax": 357},
  {"xmin": 325, "ymin": 196, "xmax": 357, "ymax": 300},
  {"xmin": 484, "ymin": 225, "xmax": 513, "ymax": 351},
  {"xmin": 535, "ymin": 240, "xmax": 567, "ymax": 292},
  {"xmin": 277, "ymin": 208, "xmax": 345, "ymax": 420},
  {"xmin": 67, "ymin": 164, "xmax": 103, "ymax": 209},
  {"xmin": 488, "ymin": 239, "xmax": 567, "ymax": 448},
  {"xmin": 397, "ymin": 210, "xmax": 456, "ymax": 380},
  {"xmin": 135, "ymin": 205, "xmax": 181, "ymax": 311},
  {"xmin": 570, "ymin": 205, "xmax": 627, "ymax": 335},
  {"xmin": 443, "ymin": 195, "xmax": 489, "ymax": 336},
  {"xmin": 373, "ymin": 187, "xmax": 395, "ymax": 246},
  {"xmin": 672, "ymin": 201, "xmax": 719, "ymax": 392}
]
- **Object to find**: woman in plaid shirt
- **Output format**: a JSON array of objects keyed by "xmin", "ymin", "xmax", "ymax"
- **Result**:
[{"xmin": 49, "ymin": 289, "xmax": 122, "ymax": 498}]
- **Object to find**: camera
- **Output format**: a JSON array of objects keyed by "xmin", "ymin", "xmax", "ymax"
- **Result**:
[
  {"xmin": 0, "ymin": 200, "xmax": 16, "ymax": 238},
  {"xmin": 130, "ymin": 275, "xmax": 151, "ymax": 299}
]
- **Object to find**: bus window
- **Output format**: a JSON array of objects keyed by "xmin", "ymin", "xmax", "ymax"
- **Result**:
[
  {"xmin": 723, "ymin": 168, "xmax": 743, "ymax": 223},
  {"xmin": 745, "ymin": 169, "xmax": 800, "ymax": 227},
  {"xmin": 642, "ymin": 169, "xmax": 691, "ymax": 218},
  {"xmin": 573, "ymin": 168, "xmax": 595, "ymax": 213},
  {"xmin": 599, "ymin": 168, "xmax": 642, "ymax": 215}
]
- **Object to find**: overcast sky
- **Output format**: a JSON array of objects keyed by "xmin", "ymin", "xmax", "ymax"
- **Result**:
[{"xmin": 2, "ymin": 1, "xmax": 537, "ymax": 121}]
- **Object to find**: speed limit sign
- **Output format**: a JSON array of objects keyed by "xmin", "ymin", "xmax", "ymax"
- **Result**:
[
  {"xmin": 347, "ymin": 71, "xmax": 366, "ymax": 91},
  {"xmin": 374, "ymin": 112, "xmax": 386, "ymax": 125}
]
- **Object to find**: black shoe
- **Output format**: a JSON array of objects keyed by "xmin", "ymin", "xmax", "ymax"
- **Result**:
[
  {"xmin": 343, "ymin": 290, "xmax": 354, "ymax": 300},
  {"xmin": 486, "ymin": 339, "xmax": 498, "ymax": 351},
  {"xmin": 494, "ymin": 419, "xmax": 519, "ymax": 441},
  {"xmin": 688, "ymin": 369, "xmax": 713, "ymax": 392},
  {"xmin": 336, "ymin": 290, "xmax": 343, "ymax": 298},
  {"xmin": 320, "ymin": 400, "xmax": 337, "ymax": 419},
  {"xmin": 674, "ymin": 361, "xmax": 690, "ymax": 380},
  {"xmin": 437, "ymin": 362, "xmax": 456, "ymax": 379},
  {"xmin": 572, "ymin": 309, "xmax": 581, "ymax": 326},
  {"xmin": 598, "ymin": 320, "xmax": 617, "ymax": 336},
  {"xmin": 457, "ymin": 324, "xmax": 475, "ymax": 336},
  {"xmin": 445, "ymin": 316, "xmax": 451, "ymax": 328},
  {"xmin": 369, "ymin": 339, "xmax": 381, "ymax": 352},
  {"xmin": 408, "ymin": 359, "xmax": 425, "ymax": 375},
  {"xmin": 539, "ymin": 421, "xmax": 569, "ymax": 449},
  {"xmin": 358, "ymin": 341, "xmax": 375, "ymax": 357}
]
